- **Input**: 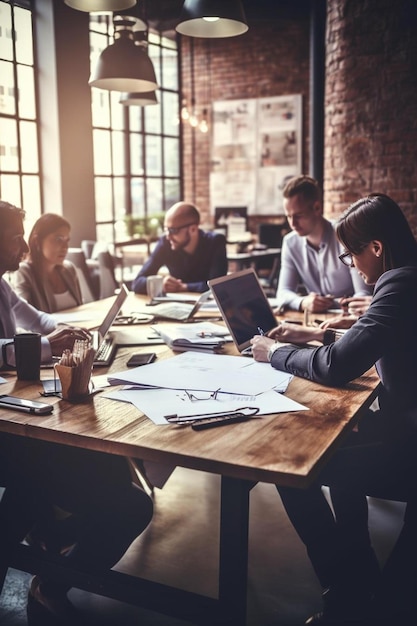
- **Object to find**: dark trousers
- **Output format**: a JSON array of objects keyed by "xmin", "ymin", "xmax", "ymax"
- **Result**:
[
  {"xmin": 0, "ymin": 433, "xmax": 153, "ymax": 593},
  {"xmin": 277, "ymin": 410, "xmax": 417, "ymax": 606}
]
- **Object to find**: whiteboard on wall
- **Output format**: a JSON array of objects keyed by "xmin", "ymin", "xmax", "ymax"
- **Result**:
[{"xmin": 210, "ymin": 94, "xmax": 302, "ymax": 216}]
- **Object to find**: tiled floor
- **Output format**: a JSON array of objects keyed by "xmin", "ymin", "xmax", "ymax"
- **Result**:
[{"xmin": 0, "ymin": 468, "xmax": 406, "ymax": 625}]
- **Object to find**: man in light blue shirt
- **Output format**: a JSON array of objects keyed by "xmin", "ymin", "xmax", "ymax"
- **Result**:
[{"xmin": 276, "ymin": 176, "xmax": 372, "ymax": 312}]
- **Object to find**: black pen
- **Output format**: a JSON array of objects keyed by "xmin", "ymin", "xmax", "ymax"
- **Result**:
[
  {"xmin": 257, "ymin": 326, "xmax": 265, "ymax": 335},
  {"xmin": 192, "ymin": 413, "xmax": 259, "ymax": 431}
]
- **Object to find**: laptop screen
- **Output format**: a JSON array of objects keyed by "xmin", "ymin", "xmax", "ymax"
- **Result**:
[
  {"xmin": 208, "ymin": 269, "xmax": 277, "ymax": 352},
  {"xmin": 97, "ymin": 283, "xmax": 129, "ymax": 342}
]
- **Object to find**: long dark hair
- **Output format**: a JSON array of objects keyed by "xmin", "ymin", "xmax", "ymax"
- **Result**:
[
  {"xmin": 28, "ymin": 214, "xmax": 71, "ymax": 266},
  {"xmin": 336, "ymin": 194, "xmax": 417, "ymax": 271}
]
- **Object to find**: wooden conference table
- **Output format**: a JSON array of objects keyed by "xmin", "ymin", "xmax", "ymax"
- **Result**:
[{"xmin": 0, "ymin": 293, "xmax": 380, "ymax": 625}]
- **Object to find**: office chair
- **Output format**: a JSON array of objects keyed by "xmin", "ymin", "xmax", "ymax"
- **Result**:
[
  {"xmin": 97, "ymin": 250, "xmax": 118, "ymax": 299},
  {"xmin": 66, "ymin": 248, "xmax": 98, "ymax": 303},
  {"xmin": 81, "ymin": 239, "xmax": 96, "ymax": 260}
]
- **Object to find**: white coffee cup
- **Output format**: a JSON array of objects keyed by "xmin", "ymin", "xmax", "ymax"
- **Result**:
[{"xmin": 146, "ymin": 275, "xmax": 164, "ymax": 300}]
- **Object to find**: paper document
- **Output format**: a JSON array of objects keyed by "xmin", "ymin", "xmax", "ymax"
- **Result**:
[
  {"xmin": 151, "ymin": 294, "xmax": 200, "ymax": 304},
  {"xmin": 152, "ymin": 321, "xmax": 231, "ymax": 352},
  {"xmin": 108, "ymin": 350, "xmax": 292, "ymax": 396},
  {"xmin": 104, "ymin": 386, "xmax": 307, "ymax": 425}
]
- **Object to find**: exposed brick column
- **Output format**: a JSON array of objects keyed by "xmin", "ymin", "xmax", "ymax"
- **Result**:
[{"xmin": 324, "ymin": 0, "xmax": 417, "ymax": 230}]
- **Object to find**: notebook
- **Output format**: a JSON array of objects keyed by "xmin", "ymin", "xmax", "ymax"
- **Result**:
[
  {"xmin": 208, "ymin": 268, "xmax": 277, "ymax": 355},
  {"xmin": 91, "ymin": 284, "xmax": 129, "ymax": 366},
  {"xmin": 142, "ymin": 290, "xmax": 213, "ymax": 322}
]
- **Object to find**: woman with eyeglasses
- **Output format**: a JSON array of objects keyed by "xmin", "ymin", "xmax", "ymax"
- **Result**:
[
  {"xmin": 13, "ymin": 213, "xmax": 83, "ymax": 312},
  {"xmin": 250, "ymin": 194, "xmax": 417, "ymax": 625}
]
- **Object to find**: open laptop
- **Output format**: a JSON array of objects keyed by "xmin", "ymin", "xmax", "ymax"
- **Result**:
[
  {"xmin": 141, "ymin": 290, "xmax": 213, "ymax": 322},
  {"xmin": 91, "ymin": 283, "xmax": 129, "ymax": 366},
  {"xmin": 208, "ymin": 268, "xmax": 277, "ymax": 355}
]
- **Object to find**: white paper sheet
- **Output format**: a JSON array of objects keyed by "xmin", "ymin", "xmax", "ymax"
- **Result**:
[
  {"xmin": 104, "ymin": 386, "xmax": 307, "ymax": 425},
  {"xmin": 107, "ymin": 351, "xmax": 292, "ymax": 396}
]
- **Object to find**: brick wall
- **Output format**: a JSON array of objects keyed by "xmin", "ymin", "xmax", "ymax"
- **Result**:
[
  {"xmin": 324, "ymin": 0, "xmax": 417, "ymax": 230},
  {"xmin": 180, "ymin": 0, "xmax": 417, "ymax": 234},
  {"xmin": 180, "ymin": 13, "xmax": 311, "ymax": 229}
]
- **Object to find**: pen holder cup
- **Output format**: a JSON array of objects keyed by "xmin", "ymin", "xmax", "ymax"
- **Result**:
[{"xmin": 55, "ymin": 349, "xmax": 96, "ymax": 402}]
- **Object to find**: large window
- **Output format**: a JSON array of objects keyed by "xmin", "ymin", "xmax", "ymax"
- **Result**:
[
  {"xmin": 0, "ymin": 0, "xmax": 41, "ymax": 230},
  {"xmin": 89, "ymin": 15, "xmax": 181, "ymax": 244}
]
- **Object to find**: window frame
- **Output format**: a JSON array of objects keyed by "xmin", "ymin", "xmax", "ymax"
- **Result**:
[
  {"xmin": 0, "ymin": 0, "xmax": 43, "ymax": 229},
  {"xmin": 89, "ymin": 15, "xmax": 182, "ymax": 245}
]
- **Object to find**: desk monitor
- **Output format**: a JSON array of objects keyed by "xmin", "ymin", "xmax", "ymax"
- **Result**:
[
  {"xmin": 208, "ymin": 268, "xmax": 277, "ymax": 354},
  {"xmin": 214, "ymin": 206, "xmax": 248, "ymax": 230}
]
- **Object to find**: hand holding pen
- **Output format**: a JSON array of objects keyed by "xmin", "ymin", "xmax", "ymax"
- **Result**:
[{"xmin": 251, "ymin": 327, "xmax": 274, "ymax": 362}]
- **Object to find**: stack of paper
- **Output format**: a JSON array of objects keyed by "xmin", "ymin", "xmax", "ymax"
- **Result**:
[
  {"xmin": 105, "ymin": 351, "xmax": 307, "ymax": 425},
  {"xmin": 152, "ymin": 321, "xmax": 231, "ymax": 352}
]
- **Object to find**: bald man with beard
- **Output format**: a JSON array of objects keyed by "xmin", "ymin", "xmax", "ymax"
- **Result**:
[{"xmin": 132, "ymin": 202, "xmax": 228, "ymax": 294}]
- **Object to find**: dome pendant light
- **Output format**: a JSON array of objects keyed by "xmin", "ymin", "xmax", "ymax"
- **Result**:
[
  {"xmin": 89, "ymin": 16, "xmax": 158, "ymax": 92},
  {"xmin": 176, "ymin": 0, "xmax": 248, "ymax": 38},
  {"xmin": 119, "ymin": 90, "xmax": 158, "ymax": 106},
  {"xmin": 65, "ymin": 0, "xmax": 136, "ymax": 12}
]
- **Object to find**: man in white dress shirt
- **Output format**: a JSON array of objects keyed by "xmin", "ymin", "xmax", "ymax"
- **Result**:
[{"xmin": 276, "ymin": 176, "xmax": 372, "ymax": 313}]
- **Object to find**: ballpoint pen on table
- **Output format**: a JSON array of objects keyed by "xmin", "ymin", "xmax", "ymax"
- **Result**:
[
  {"xmin": 192, "ymin": 412, "xmax": 260, "ymax": 431},
  {"xmin": 165, "ymin": 406, "xmax": 260, "ymax": 429}
]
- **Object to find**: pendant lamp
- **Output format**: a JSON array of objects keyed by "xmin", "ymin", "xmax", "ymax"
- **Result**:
[
  {"xmin": 176, "ymin": 0, "xmax": 248, "ymax": 38},
  {"xmin": 119, "ymin": 90, "xmax": 158, "ymax": 106},
  {"xmin": 89, "ymin": 15, "xmax": 158, "ymax": 92},
  {"xmin": 65, "ymin": 0, "xmax": 136, "ymax": 11},
  {"xmin": 118, "ymin": 27, "xmax": 157, "ymax": 103}
]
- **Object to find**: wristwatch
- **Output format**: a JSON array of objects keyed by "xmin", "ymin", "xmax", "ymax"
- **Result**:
[
  {"xmin": 323, "ymin": 329, "xmax": 336, "ymax": 345},
  {"xmin": 323, "ymin": 329, "xmax": 346, "ymax": 345},
  {"xmin": 267, "ymin": 342, "xmax": 281, "ymax": 362}
]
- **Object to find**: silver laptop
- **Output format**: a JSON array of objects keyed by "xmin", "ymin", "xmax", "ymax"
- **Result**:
[
  {"xmin": 143, "ymin": 290, "xmax": 213, "ymax": 322},
  {"xmin": 91, "ymin": 283, "xmax": 129, "ymax": 366},
  {"xmin": 208, "ymin": 269, "xmax": 277, "ymax": 355}
]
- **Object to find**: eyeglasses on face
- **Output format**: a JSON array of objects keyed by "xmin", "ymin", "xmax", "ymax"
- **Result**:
[
  {"xmin": 338, "ymin": 251, "xmax": 354, "ymax": 267},
  {"xmin": 164, "ymin": 222, "xmax": 196, "ymax": 236}
]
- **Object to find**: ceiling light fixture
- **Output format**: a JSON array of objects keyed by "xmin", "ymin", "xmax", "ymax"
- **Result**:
[
  {"xmin": 88, "ymin": 15, "xmax": 158, "ymax": 92},
  {"xmin": 118, "ymin": 25, "xmax": 158, "ymax": 105},
  {"xmin": 119, "ymin": 90, "xmax": 158, "ymax": 106},
  {"xmin": 176, "ymin": 0, "xmax": 248, "ymax": 38},
  {"xmin": 64, "ymin": 0, "xmax": 137, "ymax": 12}
]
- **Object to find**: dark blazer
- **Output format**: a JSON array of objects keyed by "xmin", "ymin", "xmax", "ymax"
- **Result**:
[{"xmin": 271, "ymin": 266, "xmax": 417, "ymax": 428}]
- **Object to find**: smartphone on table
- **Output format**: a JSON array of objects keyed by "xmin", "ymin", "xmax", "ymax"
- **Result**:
[
  {"xmin": 0, "ymin": 394, "xmax": 53, "ymax": 415},
  {"xmin": 126, "ymin": 353, "xmax": 157, "ymax": 367}
]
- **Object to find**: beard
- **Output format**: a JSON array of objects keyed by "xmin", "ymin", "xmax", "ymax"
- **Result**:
[{"xmin": 170, "ymin": 231, "xmax": 191, "ymax": 250}]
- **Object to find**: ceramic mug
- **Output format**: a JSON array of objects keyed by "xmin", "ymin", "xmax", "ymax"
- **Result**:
[
  {"xmin": 146, "ymin": 275, "xmax": 164, "ymax": 301},
  {"xmin": 2, "ymin": 332, "xmax": 41, "ymax": 380}
]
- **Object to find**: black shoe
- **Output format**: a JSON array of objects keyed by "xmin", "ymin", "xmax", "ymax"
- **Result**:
[
  {"xmin": 27, "ymin": 576, "xmax": 78, "ymax": 625},
  {"xmin": 304, "ymin": 587, "xmax": 372, "ymax": 625},
  {"xmin": 25, "ymin": 516, "xmax": 77, "ymax": 556},
  {"xmin": 305, "ymin": 612, "xmax": 366, "ymax": 624}
]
